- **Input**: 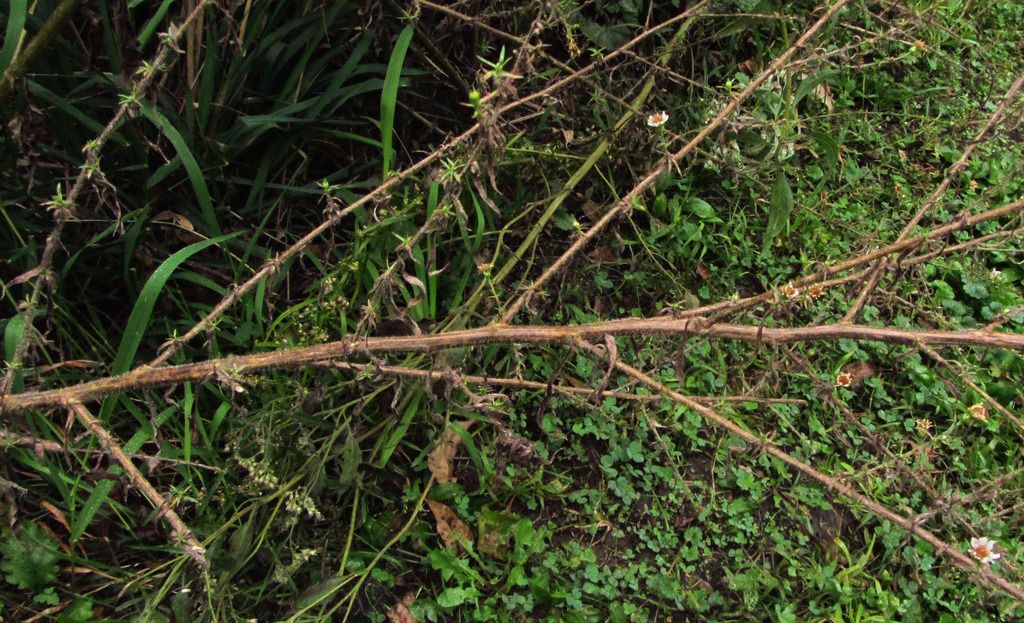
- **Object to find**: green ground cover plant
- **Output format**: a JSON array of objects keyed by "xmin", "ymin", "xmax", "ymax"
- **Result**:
[{"xmin": 1, "ymin": 0, "xmax": 1024, "ymax": 621}]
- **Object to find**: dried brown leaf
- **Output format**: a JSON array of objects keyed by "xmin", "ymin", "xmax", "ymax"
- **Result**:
[
  {"xmin": 588, "ymin": 245, "xmax": 618, "ymax": 263},
  {"xmin": 386, "ymin": 592, "xmax": 417, "ymax": 623},
  {"xmin": 426, "ymin": 420, "xmax": 473, "ymax": 484},
  {"xmin": 426, "ymin": 499, "xmax": 473, "ymax": 551}
]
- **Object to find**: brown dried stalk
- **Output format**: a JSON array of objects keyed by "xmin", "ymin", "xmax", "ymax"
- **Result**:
[
  {"xmin": 843, "ymin": 70, "xmax": 1024, "ymax": 322},
  {"xmin": 67, "ymin": 402, "xmax": 207, "ymax": 569},
  {"xmin": 2, "ymin": 0, "xmax": 215, "ymax": 393},
  {"xmin": 146, "ymin": 1, "xmax": 714, "ymax": 367},
  {"xmin": 5, "ymin": 315, "xmax": 1024, "ymax": 413},
  {"xmin": 499, "ymin": 0, "xmax": 852, "ymax": 323},
  {"xmin": 571, "ymin": 338, "xmax": 1024, "ymax": 602},
  {"xmin": 321, "ymin": 360, "xmax": 804, "ymax": 405},
  {"xmin": 665, "ymin": 198, "xmax": 1024, "ymax": 323}
]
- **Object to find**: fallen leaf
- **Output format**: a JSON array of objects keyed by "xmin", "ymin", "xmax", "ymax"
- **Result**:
[
  {"xmin": 40, "ymin": 501, "xmax": 70, "ymax": 534},
  {"xmin": 386, "ymin": 592, "xmax": 417, "ymax": 623},
  {"xmin": 840, "ymin": 361, "xmax": 875, "ymax": 388},
  {"xmin": 426, "ymin": 499, "xmax": 473, "ymax": 551},
  {"xmin": 588, "ymin": 245, "xmax": 618, "ymax": 263},
  {"xmin": 152, "ymin": 210, "xmax": 195, "ymax": 232},
  {"xmin": 580, "ymin": 199, "xmax": 602, "ymax": 222},
  {"xmin": 696, "ymin": 263, "xmax": 711, "ymax": 280},
  {"xmin": 427, "ymin": 420, "xmax": 473, "ymax": 484},
  {"xmin": 476, "ymin": 507, "xmax": 517, "ymax": 559},
  {"xmin": 8, "ymin": 265, "xmax": 44, "ymax": 287}
]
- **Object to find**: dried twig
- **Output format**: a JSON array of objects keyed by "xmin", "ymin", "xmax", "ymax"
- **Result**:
[
  {"xmin": 67, "ymin": 402, "xmax": 207, "ymax": 569},
  {"xmin": 320, "ymin": 360, "xmax": 804, "ymax": 405},
  {"xmin": 146, "ymin": 2, "xmax": 714, "ymax": 367},
  {"xmin": 499, "ymin": 0, "xmax": 852, "ymax": 323},
  {"xmin": 571, "ymin": 338, "xmax": 1024, "ymax": 602},
  {"xmin": 2, "ymin": 0, "xmax": 215, "ymax": 393},
  {"xmin": 6, "ymin": 316, "xmax": 1024, "ymax": 413},
  {"xmin": 843, "ymin": 70, "xmax": 1024, "ymax": 321}
]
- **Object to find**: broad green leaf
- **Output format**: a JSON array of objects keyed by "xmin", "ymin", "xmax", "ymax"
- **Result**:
[
  {"xmin": 136, "ymin": 0, "xmax": 176, "ymax": 49},
  {"xmin": 3, "ymin": 313, "xmax": 25, "ymax": 393},
  {"xmin": 811, "ymin": 130, "xmax": 840, "ymax": 178},
  {"xmin": 70, "ymin": 480, "xmax": 115, "ymax": 543},
  {"xmin": 794, "ymin": 69, "xmax": 840, "ymax": 105},
  {"xmin": 339, "ymin": 426, "xmax": 361, "ymax": 486},
  {"xmin": 380, "ymin": 24, "xmax": 414, "ymax": 179},
  {"xmin": 378, "ymin": 391, "xmax": 422, "ymax": 468},
  {"xmin": 764, "ymin": 169, "xmax": 793, "ymax": 250}
]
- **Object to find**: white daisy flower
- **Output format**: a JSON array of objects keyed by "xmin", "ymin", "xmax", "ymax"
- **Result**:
[
  {"xmin": 969, "ymin": 537, "xmax": 1001, "ymax": 564},
  {"xmin": 646, "ymin": 111, "xmax": 669, "ymax": 128}
]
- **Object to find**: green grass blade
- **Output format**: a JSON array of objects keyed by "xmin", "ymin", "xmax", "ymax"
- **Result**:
[
  {"xmin": 140, "ymin": 103, "xmax": 221, "ymax": 235},
  {"xmin": 70, "ymin": 479, "xmax": 115, "ymax": 543},
  {"xmin": 3, "ymin": 313, "xmax": 26, "ymax": 393},
  {"xmin": 379, "ymin": 23, "xmax": 414, "ymax": 180},
  {"xmin": 73, "ymin": 234, "xmax": 239, "ymax": 541},
  {"xmin": 0, "ymin": 0, "xmax": 27, "ymax": 76},
  {"xmin": 136, "ymin": 0, "xmax": 176, "ymax": 50},
  {"xmin": 110, "ymin": 232, "xmax": 240, "ymax": 375}
]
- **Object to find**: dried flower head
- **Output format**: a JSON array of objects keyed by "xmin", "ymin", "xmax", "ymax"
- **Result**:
[
  {"xmin": 835, "ymin": 372, "xmax": 854, "ymax": 388},
  {"xmin": 646, "ymin": 111, "xmax": 669, "ymax": 128},
  {"xmin": 915, "ymin": 418, "xmax": 932, "ymax": 433},
  {"xmin": 969, "ymin": 537, "xmax": 1001, "ymax": 564},
  {"xmin": 780, "ymin": 283, "xmax": 801, "ymax": 298},
  {"xmin": 968, "ymin": 403, "xmax": 989, "ymax": 421},
  {"xmin": 806, "ymin": 283, "xmax": 825, "ymax": 299}
]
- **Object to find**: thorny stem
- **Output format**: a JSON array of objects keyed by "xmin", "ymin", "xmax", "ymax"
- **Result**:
[
  {"xmin": 843, "ymin": 70, "xmax": 1024, "ymax": 322},
  {"xmin": 2, "ymin": 0, "xmax": 215, "ymax": 394},
  {"xmin": 499, "ymin": 0, "xmax": 853, "ymax": 323},
  {"xmin": 320, "ymin": 360, "xmax": 805, "ymax": 405},
  {"xmin": 145, "ymin": 2, "xmax": 714, "ymax": 368},
  {"xmin": 68, "ymin": 402, "xmax": 208, "ymax": 569},
  {"xmin": 5, "ymin": 316, "xmax": 1024, "ymax": 413},
  {"xmin": 571, "ymin": 338, "xmax": 1024, "ymax": 602}
]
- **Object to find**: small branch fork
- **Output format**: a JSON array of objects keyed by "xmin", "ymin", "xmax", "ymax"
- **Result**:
[
  {"xmin": 67, "ymin": 402, "xmax": 208, "ymax": 569},
  {"xmin": 843, "ymin": 70, "xmax": 1024, "ymax": 322},
  {"xmin": 499, "ymin": 0, "xmax": 853, "ymax": 323},
  {"xmin": 570, "ymin": 338, "xmax": 1024, "ymax": 602},
  {"xmin": 4, "ymin": 315, "xmax": 1024, "ymax": 413}
]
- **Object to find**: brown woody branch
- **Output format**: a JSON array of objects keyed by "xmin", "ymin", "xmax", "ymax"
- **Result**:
[
  {"xmin": 67, "ymin": 402, "xmax": 207, "ymax": 569},
  {"xmin": 4, "ymin": 316, "xmax": 1023, "ymax": 413},
  {"xmin": 2, "ymin": 0, "xmax": 215, "ymax": 393},
  {"xmin": 146, "ymin": 1, "xmax": 713, "ymax": 367},
  {"xmin": 665, "ymin": 198, "xmax": 1024, "ymax": 323},
  {"xmin": 499, "ymin": 0, "xmax": 852, "ymax": 323},
  {"xmin": 571, "ymin": 338, "xmax": 1024, "ymax": 602},
  {"xmin": 320, "ymin": 361, "xmax": 804, "ymax": 405},
  {"xmin": 843, "ymin": 70, "xmax": 1024, "ymax": 321}
]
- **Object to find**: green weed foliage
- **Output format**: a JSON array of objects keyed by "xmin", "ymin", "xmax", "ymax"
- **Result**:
[{"xmin": 2, "ymin": 0, "xmax": 1024, "ymax": 621}]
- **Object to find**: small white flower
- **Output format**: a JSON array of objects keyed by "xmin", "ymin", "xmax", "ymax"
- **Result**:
[
  {"xmin": 646, "ymin": 111, "xmax": 669, "ymax": 128},
  {"xmin": 969, "ymin": 537, "xmax": 1001, "ymax": 564}
]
